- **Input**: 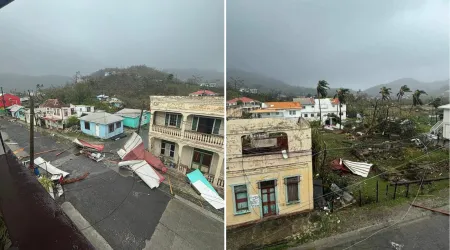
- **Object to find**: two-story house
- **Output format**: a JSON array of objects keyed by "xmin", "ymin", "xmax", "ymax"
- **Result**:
[
  {"xmin": 39, "ymin": 99, "xmax": 72, "ymax": 129},
  {"xmin": 293, "ymin": 97, "xmax": 346, "ymax": 124},
  {"xmin": 226, "ymin": 97, "xmax": 260, "ymax": 113},
  {"xmin": 69, "ymin": 104, "xmax": 95, "ymax": 117},
  {"xmin": 148, "ymin": 96, "xmax": 224, "ymax": 189},
  {"xmin": 226, "ymin": 118, "xmax": 313, "ymax": 227},
  {"xmin": 250, "ymin": 102, "xmax": 303, "ymax": 121}
]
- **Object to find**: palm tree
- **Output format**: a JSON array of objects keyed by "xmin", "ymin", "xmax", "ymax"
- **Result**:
[
  {"xmin": 316, "ymin": 80, "xmax": 330, "ymax": 125},
  {"xmin": 379, "ymin": 86, "xmax": 392, "ymax": 120},
  {"xmin": 410, "ymin": 90, "xmax": 427, "ymax": 113},
  {"xmin": 430, "ymin": 97, "xmax": 442, "ymax": 123},
  {"xmin": 396, "ymin": 85, "xmax": 411, "ymax": 102},
  {"xmin": 334, "ymin": 88, "xmax": 350, "ymax": 129}
]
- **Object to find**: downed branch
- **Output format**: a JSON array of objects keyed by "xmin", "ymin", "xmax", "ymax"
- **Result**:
[{"xmin": 61, "ymin": 173, "xmax": 89, "ymax": 185}]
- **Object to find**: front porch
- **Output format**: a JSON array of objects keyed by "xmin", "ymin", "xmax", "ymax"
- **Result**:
[{"xmin": 149, "ymin": 137, "xmax": 224, "ymax": 190}]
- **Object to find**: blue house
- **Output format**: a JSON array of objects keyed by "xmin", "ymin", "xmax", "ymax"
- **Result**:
[
  {"xmin": 115, "ymin": 108, "xmax": 151, "ymax": 129},
  {"xmin": 79, "ymin": 112, "xmax": 124, "ymax": 139}
]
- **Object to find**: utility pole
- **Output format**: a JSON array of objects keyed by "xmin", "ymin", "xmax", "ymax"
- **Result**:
[
  {"xmin": 136, "ymin": 101, "xmax": 145, "ymax": 135},
  {"xmin": 1, "ymin": 87, "xmax": 6, "ymax": 116},
  {"xmin": 29, "ymin": 90, "xmax": 35, "ymax": 173}
]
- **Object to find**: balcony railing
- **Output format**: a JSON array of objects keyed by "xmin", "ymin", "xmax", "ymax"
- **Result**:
[
  {"xmin": 184, "ymin": 130, "xmax": 224, "ymax": 147},
  {"xmin": 152, "ymin": 125, "xmax": 182, "ymax": 137}
]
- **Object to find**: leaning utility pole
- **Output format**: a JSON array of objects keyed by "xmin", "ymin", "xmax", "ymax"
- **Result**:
[
  {"xmin": 136, "ymin": 101, "xmax": 145, "ymax": 135},
  {"xmin": 28, "ymin": 90, "xmax": 35, "ymax": 172},
  {"xmin": 1, "ymin": 87, "xmax": 6, "ymax": 116}
]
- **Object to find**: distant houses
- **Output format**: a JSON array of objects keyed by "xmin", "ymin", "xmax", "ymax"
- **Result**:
[
  {"xmin": 189, "ymin": 90, "xmax": 218, "ymax": 97},
  {"xmin": 38, "ymin": 99, "xmax": 72, "ymax": 129},
  {"xmin": 115, "ymin": 108, "xmax": 150, "ymax": 129},
  {"xmin": 79, "ymin": 112, "xmax": 124, "ymax": 139},
  {"xmin": 69, "ymin": 104, "xmax": 95, "ymax": 117}
]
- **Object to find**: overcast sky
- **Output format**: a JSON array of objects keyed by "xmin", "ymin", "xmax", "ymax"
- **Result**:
[
  {"xmin": 0, "ymin": 0, "xmax": 223, "ymax": 76},
  {"xmin": 227, "ymin": 0, "xmax": 449, "ymax": 89}
]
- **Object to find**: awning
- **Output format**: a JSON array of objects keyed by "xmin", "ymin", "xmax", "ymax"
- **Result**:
[
  {"xmin": 73, "ymin": 138, "xmax": 105, "ymax": 152},
  {"xmin": 187, "ymin": 169, "xmax": 224, "ymax": 210},
  {"xmin": 118, "ymin": 132, "xmax": 167, "ymax": 173},
  {"xmin": 34, "ymin": 157, "xmax": 69, "ymax": 178},
  {"xmin": 120, "ymin": 160, "xmax": 164, "ymax": 189}
]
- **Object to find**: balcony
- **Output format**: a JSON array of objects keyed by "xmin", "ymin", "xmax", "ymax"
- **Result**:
[
  {"xmin": 152, "ymin": 124, "xmax": 182, "ymax": 137},
  {"xmin": 184, "ymin": 130, "xmax": 224, "ymax": 147}
]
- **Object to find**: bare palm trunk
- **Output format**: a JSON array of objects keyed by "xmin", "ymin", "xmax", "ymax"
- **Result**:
[{"xmin": 339, "ymin": 104, "xmax": 342, "ymax": 129}]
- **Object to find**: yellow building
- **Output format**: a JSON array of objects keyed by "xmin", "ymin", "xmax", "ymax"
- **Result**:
[
  {"xmin": 226, "ymin": 118, "xmax": 313, "ymax": 227},
  {"xmin": 148, "ymin": 96, "xmax": 224, "ymax": 189}
]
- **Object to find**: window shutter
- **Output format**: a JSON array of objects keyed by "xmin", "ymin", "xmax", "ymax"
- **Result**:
[
  {"xmin": 213, "ymin": 119, "xmax": 221, "ymax": 134},
  {"xmin": 192, "ymin": 116, "xmax": 199, "ymax": 130},
  {"xmin": 176, "ymin": 114, "xmax": 182, "ymax": 128},
  {"xmin": 165, "ymin": 113, "xmax": 169, "ymax": 126}
]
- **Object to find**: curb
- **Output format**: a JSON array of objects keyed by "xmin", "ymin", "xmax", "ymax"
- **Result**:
[
  {"xmin": 291, "ymin": 205, "xmax": 449, "ymax": 250},
  {"xmin": 174, "ymin": 194, "xmax": 224, "ymax": 223}
]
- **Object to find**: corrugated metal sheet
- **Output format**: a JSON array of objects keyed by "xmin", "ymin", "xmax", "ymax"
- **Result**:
[
  {"xmin": 342, "ymin": 160, "xmax": 373, "ymax": 177},
  {"xmin": 34, "ymin": 157, "xmax": 70, "ymax": 177}
]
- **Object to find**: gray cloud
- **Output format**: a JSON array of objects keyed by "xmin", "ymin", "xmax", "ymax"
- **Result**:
[
  {"xmin": 227, "ymin": 0, "xmax": 449, "ymax": 89},
  {"xmin": 0, "ymin": 0, "xmax": 224, "ymax": 76}
]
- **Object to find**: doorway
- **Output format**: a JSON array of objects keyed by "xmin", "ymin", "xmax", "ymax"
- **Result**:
[{"xmin": 260, "ymin": 180, "xmax": 277, "ymax": 217}]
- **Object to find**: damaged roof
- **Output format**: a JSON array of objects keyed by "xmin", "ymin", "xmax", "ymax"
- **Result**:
[
  {"xmin": 79, "ymin": 112, "xmax": 124, "ymax": 125},
  {"xmin": 40, "ymin": 99, "xmax": 67, "ymax": 108}
]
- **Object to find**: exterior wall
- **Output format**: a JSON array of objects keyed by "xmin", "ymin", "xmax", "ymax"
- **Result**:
[
  {"xmin": 226, "ymin": 118, "xmax": 313, "ymax": 227},
  {"xmin": 80, "ymin": 120, "xmax": 124, "ymax": 139},
  {"xmin": 121, "ymin": 111, "xmax": 151, "ymax": 128},
  {"xmin": 69, "ymin": 105, "xmax": 95, "ymax": 117},
  {"xmin": 443, "ymin": 109, "xmax": 450, "ymax": 140},
  {"xmin": 0, "ymin": 94, "xmax": 21, "ymax": 108}
]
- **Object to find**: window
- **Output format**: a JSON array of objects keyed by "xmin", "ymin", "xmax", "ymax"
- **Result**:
[
  {"xmin": 332, "ymin": 105, "xmax": 335, "ymax": 108},
  {"xmin": 56, "ymin": 109, "xmax": 60, "ymax": 116},
  {"xmin": 115, "ymin": 122, "xmax": 121, "ymax": 129},
  {"xmin": 63, "ymin": 110, "xmax": 68, "ymax": 117},
  {"xmin": 86, "ymin": 107, "xmax": 91, "ymax": 112},
  {"xmin": 311, "ymin": 113, "xmax": 315, "ymax": 117},
  {"xmin": 192, "ymin": 149, "xmax": 213, "ymax": 173},
  {"xmin": 289, "ymin": 111, "xmax": 296, "ymax": 115},
  {"xmin": 84, "ymin": 122, "xmax": 90, "ymax": 130},
  {"xmin": 304, "ymin": 114, "xmax": 308, "ymax": 117},
  {"xmin": 161, "ymin": 141, "xmax": 175, "ymax": 158},
  {"xmin": 285, "ymin": 176, "xmax": 300, "ymax": 203},
  {"xmin": 165, "ymin": 113, "xmax": 181, "ymax": 128},
  {"xmin": 311, "ymin": 106, "xmax": 314, "ymax": 108},
  {"xmin": 234, "ymin": 185, "xmax": 249, "ymax": 213},
  {"xmin": 192, "ymin": 116, "xmax": 221, "ymax": 135},
  {"xmin": 109, "ymin": 123, "xmax": 115, "ymax": 133},
  {"xmin": 275, "ymin": 112, "xmax": 280, "ymax": 115}
]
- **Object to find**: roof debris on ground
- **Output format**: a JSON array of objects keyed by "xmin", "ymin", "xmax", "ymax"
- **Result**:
[
  {"xmin": 119, "ymin": 160, "xmax": 163, "ymax": 189},
  {"xmin": 73, "ymin": 138, "xmax": 105, "ymax": 151},
  {"xmin": 34, "ymin": 157, "xmax": 70, "ymax": 177},
  {"xmin": 331, "ymin": 158, "xmax": 373, "ymax": 178},
  {"xmin": 187, "ymin": 169, "xmax": 224, "ymax": 210}
]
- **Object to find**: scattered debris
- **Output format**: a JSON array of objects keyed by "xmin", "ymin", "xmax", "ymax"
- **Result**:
[
  {"xmin": 411, "ymin": 204, "xmax": 450, "ymax": 216},
  {"xmin": 73, "ymin": 138, "xmax": 105, "ymax": 152},
  {"xmin": 187, "ymin": 169, "xmax": 224, "ymax": 210},
  {"xmin": 390, "ymin": 241, "xmax": 404, "ymax": 250},
  {"xmin": 330, "ymin": 183, "xmax": 354, "ymax": 204},
  {"xmin": 119, "ymin": 160, "xmax": 164, "ymax": 189},
  {"xmin": 342, "ymin": 159, "xmax": 373, "ymax": 178},
  {"xmin": 80, "ymin": 150, "xmax": 105, "ymax": 162},
  {"xmin": 34, "ymin": 157, "xmax": 70, "ymax": 177},
  {"xmin": 61, "ymin": 173, "xmax": 90, "ymax": 185}
]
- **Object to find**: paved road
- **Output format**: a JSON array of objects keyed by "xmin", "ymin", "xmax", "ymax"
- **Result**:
[
  {"xmin": 321, "ymin": 214, "xmax": 449, "ymax": 250},
  {"xmin": 0, "ymin": 119, "xmax": 223, "ymax": 250}
]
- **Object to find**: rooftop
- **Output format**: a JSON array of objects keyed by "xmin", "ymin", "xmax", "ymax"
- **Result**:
[
  {"xmin": 79, "ymin": 112, "xmax": 124, "ymax": 124},
  {"xmin": 115, "ymin": 108, "xmax": 148, "ymax": 118},
  {"xmin": 40, "ymin": 99, "xmax": 67, "ymax": 108},
  {"xmin": 150, "ymin": 95, "xmax": 223, "ymax": 116},
  {"xmin": 227, "ymin": 97, "xmax": 258, "ymax": 104},
  {"xmin": 264, "ymin": 102, "xmax": 302, "ymax": 109},
  {"xmin": 293, "ymin": 97, "xmax": 315, "ymax": 105},
  {"xmin": 438, "ymin": 104, "xmax": 450, "ymax": 109},
  {"xmin": 227, "ymin": 117, "xmax": 310, "ymax": 134}
]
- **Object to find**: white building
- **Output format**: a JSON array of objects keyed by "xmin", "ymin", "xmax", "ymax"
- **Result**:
[
  {"xmin": 250, "ymin": 102, "xmax": 302, "ymax": 121},
  {"xmin": 293, "ymin": 97, "xmax": 346, "ymax": 124},
  {"xmin": 69, "ymin": 104, "xmax": 95, "ymax": 117},
  {"xmin": 432, "ymin": 104, "xmax": 450, "ymax": 140},
  {"xmin": 226, "ymin": 97, "xmax": 260, "ymax": 112},
  {"xmin": 239, "ymin": 88, "xmax": 258, "ymax": 94}
]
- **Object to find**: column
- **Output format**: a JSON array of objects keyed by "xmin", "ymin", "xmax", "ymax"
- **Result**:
[
  {"xmin": 213, "ymin": 153, "xmax": 224, "ymax": 187},
  {"xmin": 180, "ymin": 113, "xmax": 189, "ymax": 138}
]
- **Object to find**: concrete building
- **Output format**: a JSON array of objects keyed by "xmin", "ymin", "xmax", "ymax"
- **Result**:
[
  {"xmin": 250, "ymin": 102, "xmax": 302, "ymax": 121},
  {"xmin": 189, "ymin": 90, "xmax": 218, "ymax": 97},
  {"xmin": 115, "ymin": 108, "xmax": 151, "ymax": 128},
  {"xmin": 148, "ymin": 96, "xmax": 224, "ymax": 188},
  {"xmin": 79, "ymin": 112, "xmax": 124, "ymax": 139},
  {"xmin": 39, "ymin": 99, "xmax": 72, "ymax": 129},
  {"xmin": 226, "ymin": 97, "xmax": 260, "ymax": 112},
  {"xmin": 293, "ymin": 97, "xmax": 346, "ymax": 124},
  {"xmin": 432, "ymin": 104, "xmax": 450, "ymax": 140},
  {"xmin": 69, "ymin": 104, "xmax": 95, "ymax": 117},
  {"xmin": 226, "ymin": 118, "xmax": 313, "ymax": 227}
]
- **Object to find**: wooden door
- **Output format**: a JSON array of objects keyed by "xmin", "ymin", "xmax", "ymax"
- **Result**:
[{"xmin": 260, "ymin": 180, "xmax": 276, "ymax": 217}]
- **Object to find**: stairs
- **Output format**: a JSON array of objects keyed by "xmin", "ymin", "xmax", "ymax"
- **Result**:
[{"xmin": 430, "ymin": 120, "xmax": 444, "ymax": 134}]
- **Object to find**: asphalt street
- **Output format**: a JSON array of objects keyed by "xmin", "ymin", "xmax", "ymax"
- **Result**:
[
  {"xmin": 0, "ymin": 119, "xmax": 223, "ymax": 250},
  {"xmin": 321, "ymin": 214, "xmax": 449, "ymax": 250}
]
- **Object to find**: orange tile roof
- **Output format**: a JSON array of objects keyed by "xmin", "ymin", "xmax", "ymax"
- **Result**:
[
  {"xmin": 331, "ymin": 98, "xmax": 340, "ymax": 104},
  {"xmin": 265, "ymin": 102, "xmax": 302, "ymax": 109}
]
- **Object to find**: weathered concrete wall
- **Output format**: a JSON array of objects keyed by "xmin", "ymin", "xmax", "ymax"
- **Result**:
[
  {"xmin": 150, "ymin": 96, "xmax": 223, "ymax": 117},
  {"xmin": 226, "ymin": 118, "xmax": 313, "ymax": 227}
]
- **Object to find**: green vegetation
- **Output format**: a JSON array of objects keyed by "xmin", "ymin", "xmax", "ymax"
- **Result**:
[
  {"xmin": 66, "ymin": 116, "xmax": 79, "ymax": 128},
  {"xmin": 41, "ymin": 65, "xmax": 223, "ymax": 109},
  {"xmin": 38, "ymin": 176, "xmax": 54, "ymax": 192}
]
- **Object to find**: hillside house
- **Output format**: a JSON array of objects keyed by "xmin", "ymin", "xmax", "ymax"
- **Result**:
[
  {"xmin": 250, "ymin": 102, "xmax": 302, "ymax": 121},
  {"xmin": 226, "ymin": 97, "xmax": 260, "ymax": 112},
  {"xmin": 433, "ymin": 104, "xmax": 450, "ymax": 140},
  {"xmin": 149, "ymin": 96, "xmax": 224, "ymax": 189},
  {"xmin": 109, "ymin": 97, "xmax": 123, "ymax": 108},
  {"xmin": 189, "ymin": 90, "xmax": 218, "ymax": 96},
  {"xmin": 293, "ymin": 97, "xmax": 346, "ymax": 124},
  {"xmin": 115, "ymin": 108, "xmax": 151, "ymax": 128},
  {"xmin": 226, "ymin": 118, "xmax": 313, "ymax": 227},
  {"xmin": 39, "ymin": 99, "xmax": 72, "ymax": 129},
  {"xmin": 79, "ymin": 112, "xmax": 124, "ymax": 139},
  {"xmin": 69, "ymin": 104, "xmax": 95, "ymax": 117},
  {"xmin": 8, "ymin": 105, "xmax": 25, "ymax": 119}
]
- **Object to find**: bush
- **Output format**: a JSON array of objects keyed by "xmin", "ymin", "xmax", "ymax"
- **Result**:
[{"xmin": 66, "ymin": 116, "xmax": 80, "ymax": 128}]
